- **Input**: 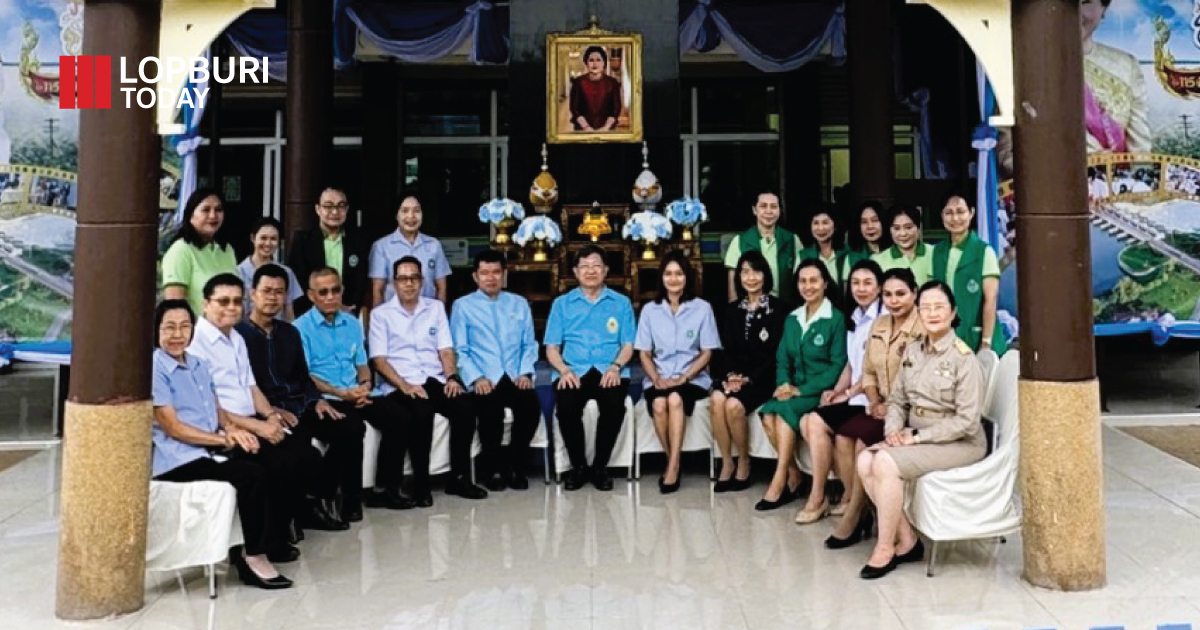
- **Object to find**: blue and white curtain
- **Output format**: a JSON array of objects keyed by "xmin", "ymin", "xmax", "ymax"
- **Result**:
[
  {"xmin": 974, "ymin": 60, "xmax": 1005, "ymax": 255},
  {"xmin": 169, "ymin": 48, "xmax": 211, "ymax": 226},
  {"xmin": 679, "ymin": 0, "xmax": 846, "ymax": 72}
]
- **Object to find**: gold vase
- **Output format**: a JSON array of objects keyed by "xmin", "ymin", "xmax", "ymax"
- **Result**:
[
  {"xmin": 641, "ymin": 241, "xmax": 657, "ymax": 260},
  {"xmin": 493, "ymin": 217, "xmax": 517, "ymax": 245},
  {"xmin": 531, "ymin": 239, "xmax": 549, "ymax": 262},
  {"xmin": 681, "ymin": 225, "xmax": 695, "ymax": 241}
]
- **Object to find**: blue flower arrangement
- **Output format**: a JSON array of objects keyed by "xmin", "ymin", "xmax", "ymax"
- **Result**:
[
  {"xmin": 665, "ymin": 197, "xmax": 708, "ymax": 227},
  {"xmin": 478, "ymin": 198, "xmax": 525, "ymax": 225},
  {"xmin": 622, "ymin": 211, "xmax": 673, "ymax": 244},
  {"xmin": 514, "ymin": 216, "xmax": 562, "ymax": 247}
]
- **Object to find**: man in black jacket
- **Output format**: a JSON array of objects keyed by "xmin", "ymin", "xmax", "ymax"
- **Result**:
[{"xmin": 289, "ymin": 186, "xmax": 371, "ymax": 317}]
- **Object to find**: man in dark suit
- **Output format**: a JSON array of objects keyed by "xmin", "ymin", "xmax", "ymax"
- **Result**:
[{"xmin": 289, "ymin": 186, "xmax": 371, "ymax": 316}]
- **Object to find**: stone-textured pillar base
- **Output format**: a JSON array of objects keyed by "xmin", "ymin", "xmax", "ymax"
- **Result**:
[
  {"xmin": 1019, "ymin": 378, "xmax": 1105, "ymax": 591},
  {"xmin": 56, "ymin": 400, "xmax": 153, "ymax": 620}
]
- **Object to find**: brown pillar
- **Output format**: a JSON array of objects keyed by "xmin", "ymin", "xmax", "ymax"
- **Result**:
[
  {"xmin": 1012, "ymin": 0, "xmax": 1105, "ymax": 591},
  {"xmin": 56, "ymin": 0, "xmax": 161, "ymax": 619},
  {"xmin": 846, "ymin": 0, "xmax": 895, "ymax": 208},
  {"xmin": 283, "ymin": 0, "xmax": 334, "ymax": 245}
]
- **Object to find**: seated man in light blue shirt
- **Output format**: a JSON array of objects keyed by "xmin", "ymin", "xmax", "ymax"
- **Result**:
[
  {"xmin": 370, "ymin": 255, "xmax": 487, "ymax": 506},
  {"xmin": 295, "ymin": 266, "xmax": 415, "ymax": 512},
  {"xmin": 450, "ymin": 250, "xmax": 542, "ymax": 492},
  {"xmin": 545, "ymin": 245, "xmax": 635, "ymax": 492}
]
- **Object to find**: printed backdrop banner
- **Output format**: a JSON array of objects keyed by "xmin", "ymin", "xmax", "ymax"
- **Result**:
[
  {"xmin": 0, "ymin": 1, "xmax": 178, "ymax": 346},
  {"xmin": 997, "ymin": 0, "xmax": 1200, "ymax": 342}
]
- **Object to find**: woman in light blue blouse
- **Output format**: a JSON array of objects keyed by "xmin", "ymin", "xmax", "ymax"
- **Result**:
[
  {"xmin": 635, "ymin": 250, "xmax": 721, "ymax": 494},
  {"xmin": 151, "ymin": 299, "xmax": 292, "ymax": 590}
]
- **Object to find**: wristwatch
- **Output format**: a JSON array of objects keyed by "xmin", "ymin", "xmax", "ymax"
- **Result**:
[{"xmin": 911, "ymin": 428, "xmax": 921, "ymax": 443}]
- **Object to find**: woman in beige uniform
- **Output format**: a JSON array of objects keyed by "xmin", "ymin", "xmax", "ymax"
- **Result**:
[{"xmin": 855, "ymin": 280, "xmax": 985, "ymax": 579}]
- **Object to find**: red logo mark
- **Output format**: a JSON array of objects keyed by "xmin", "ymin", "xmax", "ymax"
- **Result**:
[{"xmin": 59, "ymin": 56, "xmax": 112, "ymax": 109}]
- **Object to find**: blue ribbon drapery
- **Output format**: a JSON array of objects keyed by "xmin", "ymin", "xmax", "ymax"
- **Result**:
[
  {"xmin": 974, "ymin": 61, "xmax": 1005, "ymax": 255},
  {"xmin": 679, "ymin": 0, "xmax": 845, "ymax": 72},
  {"xmin": 168, "ymin": 48, "xmax": 211, "ymax": 228}
]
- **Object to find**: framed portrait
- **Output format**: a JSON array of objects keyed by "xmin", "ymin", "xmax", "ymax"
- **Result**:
[{"xmin": 547, "ymin": 23, "xmax": 643, "ymax": 144}]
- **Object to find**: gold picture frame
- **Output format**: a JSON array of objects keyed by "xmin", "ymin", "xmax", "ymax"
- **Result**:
[{"xmin": 546, "ymin": 19, "xmax": 643, "ymax": 144}]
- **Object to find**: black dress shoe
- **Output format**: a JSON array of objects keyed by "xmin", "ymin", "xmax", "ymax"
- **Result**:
[
  {"xmin": 824, "ymin": 530, "xmax": 864, "ymax": 550},
  {"xmin": 754, "ymin": 485, "xmax": 799, "ymax": 511},
  {"xmin": 343, "ymin": 505, "xmax": 364, "ymax": 523},
  {"xmin": 658, "ymin": 476, "xmax": 681, "ymax": 494},
  {"xmin": 364, "ymin": 489, "xmax": 416, "ymax": 511},
  {"xmin": 895, "ymin": 539, "xmax": 925, "ymax": 565},
  {"xmin": 591, "ymin": 467, "xmax": 614, "ymax": 491},
  {"xmin": 267, "ymin": 544, "xmax": 301, "ymax": 563},
  {"xmin": 414, "ymin": 491, "xmax": 434, "ymax": 508},
  {"xmin": 485, "ymin": 472, "xmax": 507, "ymax": 492},
  {"xmin": 229, "ymin": 546, "xmax": 294, "ymax": 590},
  {"xmin": 507, "ymin": 469, "xmax": 529, "ymax": 491},
  {"xmin": 300, "ymin": 500, "xmax": 350, "ymax": 531},
  {"xmin": 859, "ymin": 556, "xmax": 898, "ymax": 580},
  {"xmin": 731, "ymin": 476, "xmax": 753, "ymax": 492},
  {"xmin": 562, "ymin": 468, "xmax": 588, "ymax": 491},
  {"xmin": 287, "ymin": 522, "xmax": 304, "ymax": 545},
  {"xmin": 446, "ymin": 476, "xmax": 489, "ymax": 500},
  {"xmin": 713, "ymin": 478, "xmax": 736, "ymax": 493}
]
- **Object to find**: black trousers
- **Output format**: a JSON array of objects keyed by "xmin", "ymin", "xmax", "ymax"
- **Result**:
[
  {"xmin": 156, "ymin": 455, "xmax": 280, "ymax": 556},
  {"xmin": 554, "ymin": 369, "xmax": 629, "ymax": 470},
  {"xmin": 304, "ymin": 401, "xmax": 367, "ymax": 510},
  {"xmin": 473, "ymin": 376, "xmax": 542, "ymax": 476},
  {"xmin": 350, "ymin": 395, "xmax": 409, "ymax": 491},
  {"xmin": 253, "ymin": 423, "xmax": 322, "ymax": 533},
  {"xmin": 385, "ymin": 378, "xmax": 476, "ymax": 492}
]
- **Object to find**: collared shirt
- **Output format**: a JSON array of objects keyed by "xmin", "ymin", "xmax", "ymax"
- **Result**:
[
  {"xmin": 151, "ymin": 349, "xmax": 219, "ymax": 477},
  {"xmin": 794, "ymin": 297, "xmax": 834, "ymax": 335},
  {"xmin": 235, "ymin": 318, "xmax": 320, "ymax": 415},
  {"xmin": 884, "ymin": 331, "xmax": 985, "ymax": 447},
  {"xmin": 846, "ymin": 301, "xmax": 883, "ymax": 407},
  {"xmin": 943, "ymin": 239, "xmax": 1001, "ymax": 289},
  {"xmin": 450, "ymin": 289, "xmax": 538, "ymax": 388},
  {"xmin": 369, "ymin": 295, "xmax": 453, "ymax": 393},
  {"xmin": 872, "ymin": 243, "xmax": 935, "ymax": 286},
  {"xmin": 861, "ymin": 312, "xmax": 925, "ymax": 401},
  {"xmin": 187, "ymin": 317, "xmax": 257, "ymax": 416},
  {"xmin": 368, "ymin": 230, "xmax": 451, "ymax": 301},
  {"xmin": 715, "ymin": 294, "xmax": 787, "ymax": 387},
  {"xmin": 724, "ymin": 231, "xmax": 805, "ymax": 298},
  {"xmin": 323, "ymin": 229, "xmax": 344, "ymax": 276},
  {"xmin": 544, "ymin": 287, "xmax": 636, "ymax": 378},
  {"xmin": 237, "ymin": 258, "xmax": 303, "ymax": 321},
  {"xmin": 161, "ymin": 239, "xmax": 237, "ymax": 315},
  {"xmin": 295, "ymin": 308, "xmax": 367, "ymax": 394},
  {"xmin": 634, "ymin": 298, "xmax": 722, "ymax": 390}
]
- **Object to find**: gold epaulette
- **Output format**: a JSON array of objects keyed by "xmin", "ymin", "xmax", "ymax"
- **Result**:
[{"xmin": 954, "ymin": 338, "xmax": 972, "ymax": 355}]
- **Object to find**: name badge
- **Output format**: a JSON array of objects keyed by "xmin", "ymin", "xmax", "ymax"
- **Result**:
[
  {"xmin": 967, "ymin": 279, "xmax": 980, "ymax": 294},
  {"xmin": 428, "ymin": 327, "xmax": 437, "ymax": 336},
  {"xmin": 427, "ymin": 258, "xmax": 437, "ymax": 269},
  {"xmin": 759, "ymin": 328, "xmax": 770, "ymax": 342},
  {"xmin": 348, "ymin": 254, "xmax": 359, "ymax": 267},
  {"xmin": 813, "ymin": 334, "xmax": 825, "ymax": 347},
  {"xmin": 606, "ymin": 317, "xmax": 618, "ymax": 334},
  {"xmin": 686, "ymin": 330, "xmax": 695, "ymax": 339}
]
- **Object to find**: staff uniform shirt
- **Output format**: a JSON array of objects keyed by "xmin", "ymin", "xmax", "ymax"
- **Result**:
[
  {"xmin": 861, "ymin": 312, "xmax": 925, "ymax": 402},
  {"xmin": 846, "ymin": 301, "xmax": 883, "ymax": 407},
  {"xmin": 187, "ymin": 317, "xmax": 257, "ymax": 416},
  {"xmin": 723, "ymin": 231, "xmax": 804, "ymax": 298},
  {"xmin": 235, "ymin": 319, "xmax": 320, "ymax": 413},
  {"xmin": 943, "ymin": 241, "xmax": 1001, "ymax": 289},
  {"xmin": 161, "ymin": 240, "xmax": 237, "ymax": 315},
  {"xmin": 151, "ymin": 349, "xmax": 219, "ymax": 477},
  {"xmin": 369, "ymin": 295, "xmax": 453, "ymax": 394},
  {"xmin": 872, "ymin": 243, "xmax": 935, "ymax": 286},
  {"xmin": 236, "ymin": 258, "xmax": 303, "ymax": 319},
  {"xmin": 544, "ymin": 287, "xmax": 636, "ymax": 378},
  {"xmin": 368, "ymin": 230, "xmax": 451, "ymax": 302},
  {"xmin": 634, "ymin": 298, "xmax": 722, "ymax": 390},
  {"xmin": 295, "ymin": 308, "xmax": 367, "ymax": 397},
  {"xmin": 450, "ymin": 290, "xmax": 538, "ymax": 388}
]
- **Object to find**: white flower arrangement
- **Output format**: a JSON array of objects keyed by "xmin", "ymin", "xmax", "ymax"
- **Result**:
[
  {"xmin": 622, "ymin": 211, "xmax": 673, "ymax": 244},
  {"xmin": 478, "ymin": 198, "xmax": 525, "ymax": 225},
  {"xmin": 665, "ymin": 197, "xmax": 708, "ymax": 227},
  {"xmin": 514, "ymin": 215, "xmax": 563, "ymax": 247}
]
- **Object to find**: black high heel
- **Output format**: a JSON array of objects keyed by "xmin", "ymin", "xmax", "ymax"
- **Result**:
[
  {"xmin": 824, "ymin": 529, "xmax": 863, "ymax": 549},
  {"xmin": 754, "ymin": 484, "xmax": 799, "ymax": 511},
  {"xmin": 229, "ymin": 545, "xmax": 293, "ymax": 590}
]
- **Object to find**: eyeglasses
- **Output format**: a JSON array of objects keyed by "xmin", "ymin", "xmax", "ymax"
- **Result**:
[
  {"xmin": 320, "ymin": 203, "xmax": 349, "ymax": 213},
  {"xmin": 159, "ymin": 324, "xmax": 193, "ymax": 336},
  {"xmin": 576, "ymin": 264, "xmax": 605, "ymax": 272},
  {"xmin": 394, "ymin": 275, "xmax": 423, "ymax": 284},
  {"xmin": 917, "ymin": 304, "xmax": 951, "ymax": 314},
  {"xmin": 316, "ymin": 286, "xmax": 343, "ymax": 297},
  {"xmin": 208, "ymin": 296, "xmax": 242, "ymax": 307}
]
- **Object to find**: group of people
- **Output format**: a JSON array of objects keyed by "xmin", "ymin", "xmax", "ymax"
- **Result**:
[{"xmin": 151, "ymin": 185, "xmax": 1005, "ymax": 588}]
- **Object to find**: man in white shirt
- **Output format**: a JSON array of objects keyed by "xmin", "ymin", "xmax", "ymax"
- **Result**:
[
  {"xmin": 188, "ymin": 273, "xmax": 335, "ymax": 545},
  {"xmin": 369, "ymin": 256, "xmax": 487, "ymax": 506}
]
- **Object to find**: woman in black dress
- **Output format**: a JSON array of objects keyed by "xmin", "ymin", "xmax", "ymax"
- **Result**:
[{"xmin": 709, "ymin": 251, "xmax": 789, "ymax": 492}]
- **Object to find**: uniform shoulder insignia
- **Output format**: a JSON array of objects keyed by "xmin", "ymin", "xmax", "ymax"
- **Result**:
[{"xmin": 954, "ymin": 339, "xmax": 972, "ymax": 355}]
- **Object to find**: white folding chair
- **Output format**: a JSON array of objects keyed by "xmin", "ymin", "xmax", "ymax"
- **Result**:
[
  {"xmin": 633, "ymin": 397, "xmax": 715, "ymax": 479},
  {"xmin": 905, "ymin": 351, "xmax": 1022, "ymax": 576},
  {"xmin": 552, "ymin": 396, "xmax": 636, "ymax": 480},
  {"xmin": 145, "ymin": 480, "xmax": 243, "ymax": 599}
]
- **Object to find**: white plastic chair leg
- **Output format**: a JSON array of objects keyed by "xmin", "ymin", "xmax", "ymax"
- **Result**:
[{"xmin": 926, "ymin": 540, "xmax": 939, "ymax": 578}]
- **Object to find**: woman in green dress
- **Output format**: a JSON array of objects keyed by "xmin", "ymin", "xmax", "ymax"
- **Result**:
[
  {"xmin": 871, "ymin": 205, "xmax": 934, "ymax": 285},
  {"xmin": 755, "ymin": 258, "xmax": 848, "ymax": 511},
  {"xmin": 931, "ymin": 194, "xmax": 1006, "ymax": 354}
]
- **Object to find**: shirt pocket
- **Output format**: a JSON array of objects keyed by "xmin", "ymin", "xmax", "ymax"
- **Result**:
[{"xmin": 931, "ymin": 374, "xmax": 957, "ymax": 404}]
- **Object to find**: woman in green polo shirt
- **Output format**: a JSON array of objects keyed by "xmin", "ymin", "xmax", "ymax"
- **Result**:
[
  {"xmin": 871, "ymin": 204, "xmax": 934, "ymax": 285},
  {"xmin": 755, "ymin": 259, "xmax": 847, "ymax": 512},
  {"xmin": 162, "ymin": 187, "xmax": 237, "ymax": 314},
  {"xmin": 798, "ymin": 207, "xmax": 855, "ymax": 290},
  {"xmin": 848, "ymin": 200, "xmax": 891, "ymax": 258},
  {"xmin": 931, "ymin": 194, "xmax": 1006, "ymax": 354}
]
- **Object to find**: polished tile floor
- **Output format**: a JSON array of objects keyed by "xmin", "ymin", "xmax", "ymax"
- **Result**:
[{"xmin": 2, "ymin": 425, "xmax": 1200, "ymax": 630}]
